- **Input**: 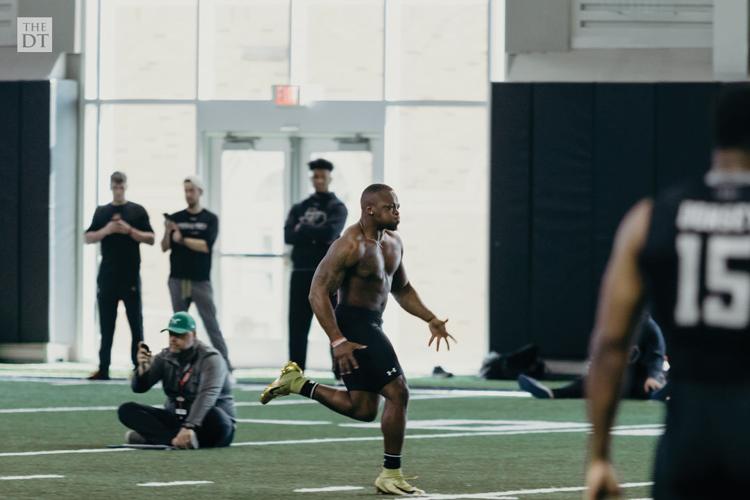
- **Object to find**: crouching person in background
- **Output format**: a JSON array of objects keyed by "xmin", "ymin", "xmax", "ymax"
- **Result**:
[{"xmin": 117, "ymin": 311, "xmax": 236, "ymax": 449}]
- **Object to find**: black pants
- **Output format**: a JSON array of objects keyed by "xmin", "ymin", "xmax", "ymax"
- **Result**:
[
  {"xmin": 552, "ymin": 366, "xmax": 653, "ymax": 400},
  {"xmin": 289, "ymin": 270, "xmax": 315, "ymax": 369},
  {"xmin": 97, "ymin": 281, "xmax": 143, "ymax": 373},
  {"xmin": 652, "ymin": 383, "xmax": 750, "ymax": 499},
  {"xmin": 288, "ymin": 270, "xmax": 338, "ymax": 373},
  {"xmin": 117, "ymin": 402, "xmax": 235, "ymax": 448}
]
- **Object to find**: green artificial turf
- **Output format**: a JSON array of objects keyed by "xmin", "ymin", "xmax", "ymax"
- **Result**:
[{"xmin": 0, "ymin": 379, "xmax": 663, "ymax": 499}]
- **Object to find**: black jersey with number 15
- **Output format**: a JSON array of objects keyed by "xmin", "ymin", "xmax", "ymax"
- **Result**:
[{"xmin": 640, "ymin": 172, "xmax": 750, "ymax": 384}]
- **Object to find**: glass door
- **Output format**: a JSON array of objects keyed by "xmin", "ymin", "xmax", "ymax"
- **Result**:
[
  {"xmin": 210, "ymin": 136, "xmax": 292, "ymax": 367},
  {"xmin": 296, "ymin": 137, "xmax": 374, "ymax": 369},
  {"xmin": 208, "ymin": 134, "xmax": 376, "ymax": 369}
]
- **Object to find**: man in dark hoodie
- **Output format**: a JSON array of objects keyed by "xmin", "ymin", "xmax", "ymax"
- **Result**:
[
  {"xmin": 284, "ymin": 158, "xmax": 348, "ymax": 370},
  {"xmin": 117, "ymin": 311, "xmax": 235, "ymax": 449}
]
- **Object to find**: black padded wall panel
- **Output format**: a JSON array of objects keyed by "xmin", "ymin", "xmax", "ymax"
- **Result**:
[
  {"xmin": 592, "ymin": 85, "xmax": 656, "ymax": 292},
  {"xmin": 19, "ymin": 81, "xmax": 50, "ymax": 342},
  {"xmin": 490, "ymin": 84, "xmax": 533, "ymax": 352},
  {"xmin": 490, "ymin": 82, "xmax": 722, "ymax": 360},
  {"xmin": 655, "ymin": 83, "xmax": 720, "ymax": 192},
  {"xmin": 531, "ymin": 84, "xmax": 595, "ymax": 358},
  {"xmin": 0, "ymin": 83, "xmax": 21, "ymax": 342}
]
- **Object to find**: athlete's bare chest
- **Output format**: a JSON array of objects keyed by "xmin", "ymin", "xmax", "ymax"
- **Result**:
[{"xmin": 355, "ymin": 240, "xmax": 401, "ymax": 280}]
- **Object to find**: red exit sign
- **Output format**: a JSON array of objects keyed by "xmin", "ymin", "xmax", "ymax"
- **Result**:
[{"xmin": 273, "ymin": 85, "xmax": 300, "ymax": 106}]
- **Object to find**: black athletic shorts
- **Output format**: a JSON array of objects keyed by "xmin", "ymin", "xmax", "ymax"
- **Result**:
[
  {"xmin": 652, "ymin": 382, "xmax": 750, "ymax": 499},
  {"xmin": 335, "ymin": 304, "xmax": 403, "ymax": 393}
]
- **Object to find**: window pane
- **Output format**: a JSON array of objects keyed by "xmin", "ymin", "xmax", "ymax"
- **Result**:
[
  {"xmin": 219, "ymin": 257, "xmax": 287, "ymax": 365},
  {"xmin": 100, "ymin": 0, "xmax": 197, "ymax": 99},
  {"xmin": 98, "ymin": 104, "xmax": 196, "ymax": 366},
  {"xmin": 84, "ymin": 0, "xmax": 98, "ymax": 100},
  {"xmin": 386, "ymin": 0, "xmax": 488, "ymax": 101},
  {"xmin": 81, "ymin": 104, "xmax": 99, "ymax": 362},
  {"xmin": 199, "ymin": 0, "xmax": 290, "ymax": 100},
  {"xmin": 291, "ymin": 0, "xmax": 384, "ymax": 100},
  {"xmin": 384, "ymin": 105, "xmax": 488, "ymax": 374},
  {"xmin": 220, "ymin": 150, "xmax": 286, "ymax": 254}
]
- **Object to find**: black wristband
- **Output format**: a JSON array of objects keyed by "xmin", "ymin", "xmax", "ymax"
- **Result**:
[{"xmin": 182, "ymin": 423, "xmax": 197, "ymax": 430}]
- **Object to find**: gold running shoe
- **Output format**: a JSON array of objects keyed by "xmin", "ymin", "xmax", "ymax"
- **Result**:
[
  {"xmin": 374, "ymin": 468, "xmax": 425, "ymax": 496},
  {"xmin": 259, "ymin": 361, "xmax": 305, "ymax": 405}
]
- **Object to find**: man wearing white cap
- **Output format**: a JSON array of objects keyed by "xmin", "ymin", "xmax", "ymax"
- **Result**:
[{"xmin": 161, "ymin": 176, "xmax": 232, "ymax": 370}]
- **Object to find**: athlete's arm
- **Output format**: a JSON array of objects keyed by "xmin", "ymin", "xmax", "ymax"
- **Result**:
[
  {"xmin": 298, "ymin": 203, "xmax": 348, "ymax": 241},
  {"xmin": 128, "ymin": 227, "xmax": 155, "ymax": 245},
  {"xmin": 309, "ymin": 236, "xmax": 364, "ymax": 375},
  {"xmin": 585, "ymin": 199, "xmax": 652, "ymax": 500},
  {"xmin": 84, "ymin": 209, "xmax": 115, "ymax": 244},
  {"xmin": 161, "ymin": 220, "xmax": 174, "ymax": 252},
  {"xmin": 391, "ymin": 240, "xmax": 456, "ymax": 351},
  {"xmin": 181, "ymin": 238, "xmax": 210, "ymax": 253},
  {"xmin": 114, "ymin": 219, "xmax": 154, "ymax": 245},
  {"xmin": 284, "ymin": 206, "xmax": 301, "ymax": 244},
  {"xmin": 132, "ymin": 353, "xmax": 164, "ymax": 393},
  {"xmin": 84, "ymin": 224, "xmax": 113, "ymax": 244},
  {"xmin": 180, "ymin": 214, "xmax": 216, "ymax": 254}
]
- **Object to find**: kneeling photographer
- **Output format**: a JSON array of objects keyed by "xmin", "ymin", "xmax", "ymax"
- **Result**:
[{"xmin": 117, "ymin": 311, "xmax": 236, "ymax": 449}]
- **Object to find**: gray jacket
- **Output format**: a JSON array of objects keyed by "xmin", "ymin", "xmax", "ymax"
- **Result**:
[{"xmin": 131, "ymin": 340, "xmax": 235, "ymax": 427}]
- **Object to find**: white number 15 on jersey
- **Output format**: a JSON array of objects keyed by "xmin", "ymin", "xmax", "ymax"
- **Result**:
[{"xmin": 675, "ymin": 234, "xmax": 750, "ymax": 328}]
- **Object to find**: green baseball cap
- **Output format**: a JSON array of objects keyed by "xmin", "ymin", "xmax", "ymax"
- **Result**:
[{"xmin": 161, "ymin": 311, "xmax": 196, "ymax": 335}]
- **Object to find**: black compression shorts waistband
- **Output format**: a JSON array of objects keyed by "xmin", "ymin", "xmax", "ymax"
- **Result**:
[{"xmin": 335, "ymin": 304, "xmax": 383, "ymax": 324}]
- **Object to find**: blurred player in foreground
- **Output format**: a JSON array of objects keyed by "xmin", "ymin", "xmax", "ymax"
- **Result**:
[{"xmin": 586, "ymin": 85, "xmax": 750, "ymax": 499}]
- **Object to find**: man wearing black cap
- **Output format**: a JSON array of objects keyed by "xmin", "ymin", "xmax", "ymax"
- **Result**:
[
  {"xmin": 284, "ymin": 158, "xmax": 348, "ymax": 370},
  {"xmin": 117, "ymin": 311, "xmax": 236, "ymax": 449}
]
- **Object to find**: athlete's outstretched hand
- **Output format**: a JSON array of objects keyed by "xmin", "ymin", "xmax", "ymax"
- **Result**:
[
  {"xmin": 584, "ymin": 460, "xmax": 620, "ymax": 500},
  {"xmin": 333, "ymin": 340, "xmax": 367, "ymax": 376},
  {"xmin": 428, "ymin": 318, "xmax": 456, "ymax": 352}
]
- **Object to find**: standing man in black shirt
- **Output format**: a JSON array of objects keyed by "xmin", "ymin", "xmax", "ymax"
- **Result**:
[
  {"xmin": 162, "ymin": 176, "xmax": 231, "ymax": 371},
  {"xmin": 284, "ymin": 159, "xmax": 347, "ymax": 370},
  {"xmin": 84, "ymin": 171, "xmax": 155, "ymax": 380}
]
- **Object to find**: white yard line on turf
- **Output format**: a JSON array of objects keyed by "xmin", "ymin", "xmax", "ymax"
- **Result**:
[
  {"xmin": 0, "ymin": 475, "xmax": 65, "ymax": 481},
  {"xmin": 294, "ymin": 486, "xmax": 365, "ymax": 492},
  {"xmin": 0, "ymin": 448, "xmax": 134, "ymax": 458},
  {"xmin": 0, "ymin": 423, "xmax": 662, "ymax": 458},
  {"xmin": 415, "ymin": 481, "xmax": 653, "ymax": 499},
  {"xmin": 230, "ymin": 424, "xmax": 661, "ymax": 447},
  {"xmin": 138, "ymin": 481, "xmax": 213, "ymax": 487},
  {"xmin": 235, "ymin": 418, "xmax": 332, "ymax": 425},
  {"xmin": 0, "ymin": 400, "xmax": 316, "ymax": 414},
  {"xmin": 0, "ymin": 390, "xmax": 529, "ymax": 414}
]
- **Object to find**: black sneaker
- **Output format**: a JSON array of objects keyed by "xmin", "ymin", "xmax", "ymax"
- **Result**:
[
  {"xmin": 125, "ymin": 430, "xmax": 147, "ymax": 445},
  {"xmin": 86, "ymin": 370, "xmax": 110, "ymax": 381},
  {"xmin": 432, "ymin": 366, "xmax": 454, "ymax": 378},
  {"xmin": 518, "ymin": 374, "xmax": 553, "ymax": 399}
]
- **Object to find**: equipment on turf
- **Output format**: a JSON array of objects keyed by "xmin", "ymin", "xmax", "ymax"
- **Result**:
[
  {"xmin": 517, "ymin": 374, "xmax": 553, "ymax": 399},
  {"xmin": 480, "ymin": 344, "xmax": 547, "ymax": 380},
  {"xmin": 106, "ymin": 444, "xmax": 175, "ymax": 450},
  {"xmin": 374, "ymin": 468, "xmax": 425, "ymax": 496},
  {"xmin": 259, "ymin": 361, "xmax": 306, "ymax": 404}
]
